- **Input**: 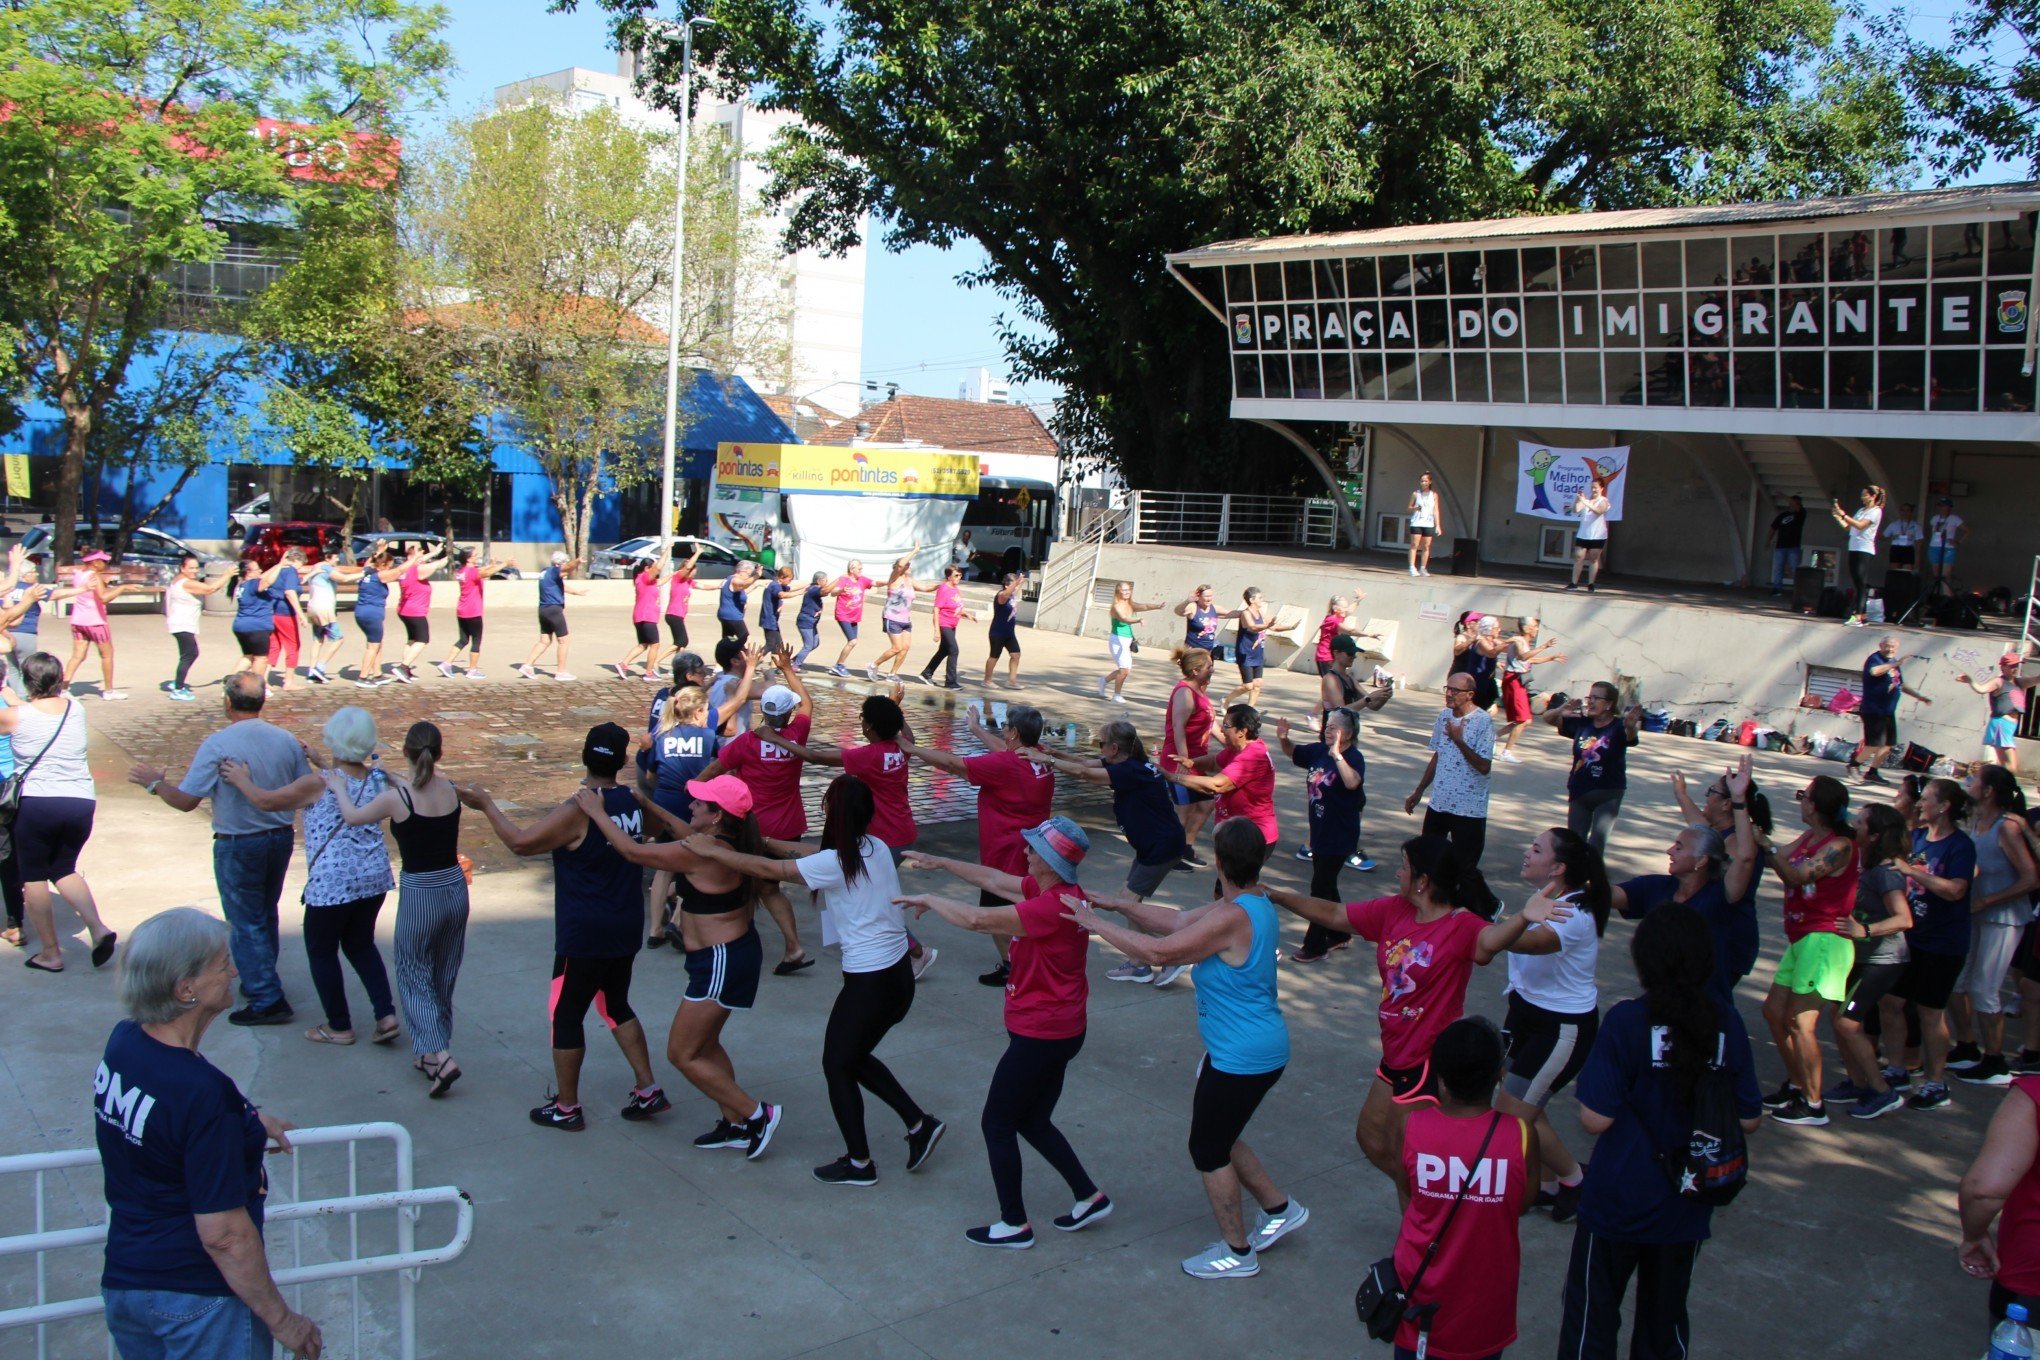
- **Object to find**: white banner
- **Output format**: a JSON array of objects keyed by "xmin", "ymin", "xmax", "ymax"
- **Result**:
[{"xmin": 1516, "ymin": 442, "xmax": 1630, "ymax": 523}]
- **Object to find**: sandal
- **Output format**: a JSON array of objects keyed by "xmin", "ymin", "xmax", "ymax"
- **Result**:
[
  {"xmin": 91, "ymin": 931, "xmax": 117, "ymax": 969},
  {"xmin": 773, "ymin": 954, "xmax": 817, "ymax": 976},
  {"xmin": 1, "ymin": 925, "xmax": 21, "ymax": 947},
  {"xmin": 370, "ymin": 1019, "xmax": 401, "ymax": 1045},
  {"xmin": 24, "ymin": 956, "xmax": 62, "ymax": 973},
  {"xmin": 305, "ymin": 1025, "xmax": 356, "ymax": 1046},
  {"xmin": 422, "ymin": 1055, "xmax": 462, "ymax": 1098}
]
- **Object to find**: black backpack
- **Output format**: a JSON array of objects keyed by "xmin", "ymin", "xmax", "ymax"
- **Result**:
[{"xmin": 1657, "ymin": 1048, "xmax": 1749, "ymax": 1207}]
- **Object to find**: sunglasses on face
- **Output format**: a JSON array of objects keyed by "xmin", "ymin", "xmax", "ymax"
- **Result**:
[{"xmin": 1794, "ymin": 789, "xmax": 1813, "ymax": 801}]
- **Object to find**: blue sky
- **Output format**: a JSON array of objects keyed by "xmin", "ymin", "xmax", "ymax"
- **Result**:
[{"xmin": 426, "ymin": 0, "xmax": 1053, "ymax": 412}]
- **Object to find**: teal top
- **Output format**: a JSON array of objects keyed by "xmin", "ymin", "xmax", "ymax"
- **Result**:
[
  {"xmin": 1192, "ymin": 893, "xmax": 1289, "ymax": 1075},
  {"xmin": 1111, "ymin": 615, "xmax": 1135, "ymax": 637}
]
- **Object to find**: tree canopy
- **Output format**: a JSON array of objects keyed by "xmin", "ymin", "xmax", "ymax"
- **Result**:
[{"xmin": 574, "ymin": 0, "xmax": 1922, "ymax": 489}]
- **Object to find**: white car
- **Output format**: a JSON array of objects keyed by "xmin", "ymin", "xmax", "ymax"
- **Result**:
[{"xmin": 589, "ymin": 536, "xmax": 751, "ymax": 580}]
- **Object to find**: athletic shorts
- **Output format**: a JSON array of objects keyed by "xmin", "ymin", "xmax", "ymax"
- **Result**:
[
  {"xmin": 683, "ymin": 925, "xmax": 762, "ymax": 1011},
  {"xmin": 1237, "ymin": 659, "xmax": 1264, "ymax": 685},
  {"xmin": 1377, "ymin": 1057, "xmax": 1438, "ymax": 1105},
  {"xmin": 1577, "ymin": 535, "xmax": 1609, "ymax": 553},
  {"xmin": 400, "ymin": 615, "xmax": 429, "ymax": 645},
  {"xmin": 988, "ymin": 630, "xmax": 1020, "ymax": 659},
  {"xmin": 634, "ymin": 620, "xmax": 658, "ymax": 645},
  {"xmin": 1125, "ymin": 856, "xmax": 1179, "ymax": 898},
  {"xmin": 837, "ymin": 620, "xmax": 859, "ymax": 641},
  {"xmin": 1187, "ymin": 1056, "xmax": 1284, "ymax": 1172},
  {"xmin": 883, "ymin": 618, "xmax": 911, "ymax": 636},
  {"xmin": 549, "ymin": 953, "xmax": 637, "ymax": 1049},
  {"xmin": 16, "ymin": 796, "xmax": 95, "ymax": 882},
  {"xmin": 1927, "ymin": 544, "xmax": 1957, "ymax": 567},
  {"xmin": 70, "ymin": 623, "xmax": 109, "ymax": 645},
  {"xmin": 664, "ymin": 614, "xmax": 688, "ymax": 648},
  {"xmin": 1107, "ymin": 635, "xmax": 1133, "ymax": 669},
  {"xmin": 454, "ymin": 618, "xmax": 482, "ymax": 650},
  {"xmin": 1861, "ymin": 712, "xmax": 1898, "ymax": 747},
  {"xmin": 1408, "ymin": 526, "xmax": 1435, "ymax": 540},
  {"xmin": 1773, "ymin": 932, "xmax": 1854, "ymax": 1003},
  {"xmin": 1315, "ymin": 658, "xmax": 1341, "ymax": 677},
  {"xmin": 1988, "ymin": 716, "xmax": 2019, "ymax": 749},
  {"xmin": 538, "ymin": 605, "xmax": 569, "ymax": 638},
  {"xmin": 312, "ymin": 620, "xmax": 343, "ymax": 644},
  {"xmin": 234, "ymin": 628, "xmax": 273, "ymax": 656},
  {"xmin": 1891, "ymin": 948, "xmax": 1967, "ymax": 1011},
  {"xmin": 1169, "ymin": 780, "xmax": 1212, "ymax": 807},
  {"xmin": 1840, "ymin": 959, "xmax": 1908, "ymax": 1023},
  {"xmin": 1501, "ymin": 673, "xmax": 1533, "ymax": 725},
  {"xmin": 1500, "ymin": 993, "xmax": 1599, "ymax": 1108},
  {"xmin": 355, "ymin": 612, "xmax": 385, "ymax": 644}
]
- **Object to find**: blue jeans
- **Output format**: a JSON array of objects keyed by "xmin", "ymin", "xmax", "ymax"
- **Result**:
[
  {"xmin": 104, "ymin": 1288, "xmax": 272, "ymax": 1360},
  {"xmin": 794, "ymin": 620, "xmax": 822, "ymax": 667},
  {"xmin": 213, "ymin": 829, "xmax": 294, "ymax": 1009},
  {"xmin": 1770, "ymin": 546, "xmax": 1801, "ymax": 591}
]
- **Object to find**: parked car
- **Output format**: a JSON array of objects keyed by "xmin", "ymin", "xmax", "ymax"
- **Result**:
[
  {"xmin": 349, "ymin": 530, "xmax": 444, "ymax": 564},
  {"xmin": 228, "ymin": 492, "xmax": 272, "ymax": 534},
  {"xmin": 240, "ymin": 521, "xmax": 348, "ymax": 569},
  {"xmin": 17, "ymin": 522, "xmax": 227, "ymax": 587},
  {"xmin": 589, "ymin": 535, "xmax": 750, "ymax": 580}
]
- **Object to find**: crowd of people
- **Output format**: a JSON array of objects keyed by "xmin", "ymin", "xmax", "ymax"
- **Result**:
[{"xmin": 16, "ymin": 532, "xmax": 2022, "ymax": 1359}]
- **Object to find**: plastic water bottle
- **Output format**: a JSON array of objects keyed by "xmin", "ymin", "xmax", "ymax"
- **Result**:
[{"xmin": 1991, "ymin": 1303, "xmax": 2035, "ymax": 1360}]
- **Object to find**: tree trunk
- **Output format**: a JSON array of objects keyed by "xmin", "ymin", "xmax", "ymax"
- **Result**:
[{"xmin": 52, "ymin": 407, "xmax": 89, "ymax": 564}]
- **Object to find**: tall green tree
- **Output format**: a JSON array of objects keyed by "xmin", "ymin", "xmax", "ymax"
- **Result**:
[
  {"xmin": 575, "ymin": 0, "xmax": 1919, "ymax": 489},
  {"xmin": 1895, "ymin": 0, "xmax": 2040, "ymax": 175},
  {"xmin": 401, "ymin": 98, "xmax": 792, "ymax": 564},
  {"xmin": 0, "ymin": 0, "xmax": 450, "ymax": 560}
]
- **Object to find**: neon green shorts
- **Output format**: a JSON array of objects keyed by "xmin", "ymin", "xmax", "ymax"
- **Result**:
[{"xmin": 1774, "ymin": 932, "xmax": 1854, "ymax": 1003}]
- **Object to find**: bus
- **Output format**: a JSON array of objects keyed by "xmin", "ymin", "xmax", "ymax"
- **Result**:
[{"xmin": 961, "ymin": 476, "xmax": 1056, "ymax": 580}]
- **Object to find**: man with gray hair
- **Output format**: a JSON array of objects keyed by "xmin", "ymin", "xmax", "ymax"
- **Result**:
[
  {"xmin": 125, "ymin": 672, "xmax": 312, "ymax": 1026},
  {"xmin": 518, "ymin": 551, "xmax": 585, "ymax": 681},
  {"xmin": 1851, "ymin": 634, "xmax": 1930, "ymax": 785}
]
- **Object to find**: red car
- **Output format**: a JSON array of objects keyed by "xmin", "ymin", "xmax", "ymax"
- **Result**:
[{"xmin": 239, "ymin": 521, "xmax": 349, "ymax": 569}]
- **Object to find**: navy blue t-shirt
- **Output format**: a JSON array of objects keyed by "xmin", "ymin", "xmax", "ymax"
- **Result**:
[
  {"xmin": 232, "ymin": 578, "xmax": 273, "ymax": 632},
  {"xmin": 355, "ymin": 572, "xmax": 388, "ymax": 616},
  {"xmin": 1560, "ymin": 715, "xmax": 1634, "ymax": 795},
  {"xmin": 1618, "ymin": 874, "xmax": 1757, "ymax": 1006},
  {"xmin": 1905, "ymin": 827, "xmax": 1976, "ymax": 957},
  {"xmin": 1293, "ymin": 741, "xmax": 1365, "ymax": 861},
  {"xmin": 1859, "ymin": 653, "xmax": 1902, "ymax": 715},
  {"xmin": 760, "ymin": 580, "xmax": 788, "ymax": 628},
  {"xmin": 1105, "ymin": 758, "xmax": 1186, "ymax": 865},
  {"xmin": 797, "ymin": 583, "xmax": 825, "ymax": 628},
  {"xmin": 96, "ymin": 1020, "xmax": 268, "ymax": 1294},
  {"xmin": 554, "ymin": 784, "xmax": 645, "ymax": 958},
  {"xmin": 267, "ymin": 565, "xmax": 300, "ymax": 617},
  {"xmin": 1574, "ymin": 998, "xmax": 1761, "ymax": 1244},
  {"xmin": 538, "ymin": 565, "xmax": 565, "ymax": 608},
  {"xmin": 718, "ymin": 578, "xmax": 748, "ymax": 623},
  {"xmin": 650, "ymin": 723, "xmax": 719, "ymax": 821}
]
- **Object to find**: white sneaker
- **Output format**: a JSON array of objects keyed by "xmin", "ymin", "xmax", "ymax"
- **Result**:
[
  {"xmin": 100, "ymin": 690, "xmax": 128, "ymax": 701},
  {"xmin": 1111, "ymin": 693, "xmax": 1127, "ymax": 705},
  {"xmin": 1250, "ymin": 1200, "xmax": 1309, "ymax": 1252},
  {"xmin": 911, "ymin": 947, "xmax": 938, "ymax": 981},
  {"xmin": 1408, "ymin": 565, "xmax": 1418, "ymax": 577},
  {"xmin": 643, "ymin": 671, "xmax": 665, "ymax": 683},
  {"xmin": 555, "ymin": 672, "xmax": 577, "ymax": 682},
  {"xmin": 866, "ymin": 665, "xmax": 883, "ymax": 682},
  {"xmin": 464, "ymin": 669, "xmax": 486, "ymax": 680},
  {"xmin": 517, "ymin": 664, "xmax": 535, "ymax": 679},
  {"xmin": 1107, "ymin": 961, "xmax": 1155, "ymax": 984},
  {"xmin": 612, "ymin": 663, "xmax": 630, "ymax": 679},
  {"xmin": 1182, "ymin": 1241, "xmax": 1258, "ymax": 1280},
  {"xmin": 436, "ymin": 661, "xmax": 458, "ymax": 678},
  {"xmin": 1152, "ymin": 965, "xmax": 1186, "ymax": 987},
  {"xmin": 1096, "ymin": 675, "xmax": 1111, "ymax": 697},
  {"xmin": 1498, "ymin": 749, "xmax": 1522, "ymax": 764},
  {"xmin": 1420, "ymin": 567, "xmax": 1431, "ymax": 577}
]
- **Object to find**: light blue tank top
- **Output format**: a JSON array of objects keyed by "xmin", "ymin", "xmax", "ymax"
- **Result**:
[
  {"xmin": 1975, "ymin": 814, "xmax": 2029, "ymax": 928},
  {"xmin": 1192, "ymin": 893, "xmax": 1289, "ymax": 1075}
]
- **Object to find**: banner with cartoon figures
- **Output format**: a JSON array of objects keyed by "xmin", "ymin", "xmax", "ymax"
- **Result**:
[
  {"xmin": 1516, "ymin": 442, "xmax": 1630, "ymax": 522},
  {"xmin": 714, "ymin": 443, "xmax": 979, "ymax": 499}
]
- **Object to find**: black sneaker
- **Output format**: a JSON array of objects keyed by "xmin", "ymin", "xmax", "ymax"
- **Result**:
[
  {"xmin": 1906, "ymin": 1081, "xmax": 1953, "ymax": 1111},
  {"xmin": 905, "ymin": 1116, "xmax": 946, "ymax": 1172},
  {"xmin": 693, "ymin": 1119, "xmax": 747, "ymax": 1150},
  {"xmin": 620, "ymin": 1087, "xmax": 671, "ymax": 1121},
  {"xmin": 1760, "ymin": 1081, "xmax": 1800, "ymax": 1111},
  {"xmin": 2013, "ymin": 1051, "xmax": 2040, "ymax": 1076},
  {"xmin": 228, "ymin": 1000, "xmax": 294, "ymax": 1027},
  {"xmin": 978, "ymin": 962, "xmax": 1010, "ymax": 988},
  {"xmin": 1054, "ymin": 1194, "xmax": 1114, "ymax": 1231},
  {"xmin": 744, "ymin": 1103, "xmax": 783, "ymax": 1160},
  {"xmin": 1549, "ymin": 1181, "xmax": 1582, "ymax": 1222},
  {"xmin": 530, "ymin": 1098, "xmax": 585, "ymax": 1132},
  {"xmin": 813, "ymin": 1156, "xmax": 878, "ymax": 1187},
  {"xmin": 1880, "ymin": 1064, "xmax": 1913, "ymax": 1090},
  {"xmin": 1863, "ymin": 768, "xmax": 1890, "ymax": 786},
  {"xmin": 1770, "ymin": 1095, "xmax": 1830, "ymax": 1127},
  {"xmin": 965, "ymin": 1222, "xmax": 1035, "ymax": 1249},
  {"xmin": 1180, "ymin": 851, "xmax": 1208, "ymax": 869},
  {"xmin": 1947, "ymin": 1042, "xmax": 1986, "ymax": 1072},
  {"xmin": 1961, "ymin": 1054, "xmax": 2015, "ymax": 1087}
]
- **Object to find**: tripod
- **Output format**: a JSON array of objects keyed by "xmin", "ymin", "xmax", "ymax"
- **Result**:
[{"xmin": 1893, "ymin": 569, "xmax": 1957, "ymax": 628}]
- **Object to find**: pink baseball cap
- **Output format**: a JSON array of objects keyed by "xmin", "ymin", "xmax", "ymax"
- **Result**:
[
  {"xmin": 686, "ymin": 773, "xmax": 754, "ymax": 817},
  {"xmin": 80, "ymin": 550, "xmax": 110, "ymax": 563}
]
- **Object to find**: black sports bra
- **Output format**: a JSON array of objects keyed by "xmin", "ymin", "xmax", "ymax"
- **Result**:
[{"xmin": 680, "ymin": 837, "xmax": 750, "ymax": 915}]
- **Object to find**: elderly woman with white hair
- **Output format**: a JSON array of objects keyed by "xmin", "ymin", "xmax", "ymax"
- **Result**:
[
  {"xmin": 97, "ymin": 907, "xmax": 323, "ymax": 1359},
  {"xmin": 219, "ymin": 706, "xmax": 400, "ymax": 1048},
  {"xmin": 518, "ymin": 551, "xmax": 585, "ymax": 682}
]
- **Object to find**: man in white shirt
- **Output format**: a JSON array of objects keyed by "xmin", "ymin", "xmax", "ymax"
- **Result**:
[
  {"xmin": 1927, "ymin": 496, "xmax": 1967, "ymax": 583},
  {"xmin": 1403, "ymin": 673, "xmax": 1495, "ymax": 870},
  {"xmin": 1882, "ymin": 502, "xmax": 1923, "ymax": 572},
  {"xmin": 950, "ymin": 531, "xmax": 973, "ymax": 574}
]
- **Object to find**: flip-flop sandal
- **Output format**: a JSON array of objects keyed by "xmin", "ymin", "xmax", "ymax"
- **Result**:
[
  {"xmin": 370, "ymin": 1021, "xmax": 401, "ymax": 1045},
  {"xmin": 773, "ymin": 955, "xmax": 817, "ymax": 976},
  {"xmin": 305, "ymin": 1025, "xmax": 356, "ymax": 1046},
  {"xmin": 424, "ymin": 1057, "xmax": 461, "ymax": 1098},
  {"xmin": 23, "ymin": 956, "xmax": 62, "ymax": 973},
  {"xmin": 91, "ymin": 932, "xmax": 117, "ymax": 969}
]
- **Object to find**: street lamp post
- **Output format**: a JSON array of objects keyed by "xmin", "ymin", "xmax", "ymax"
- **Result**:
[{"xmin": 657, "ymin": 15, "xmax": 713, "ymax": 571}]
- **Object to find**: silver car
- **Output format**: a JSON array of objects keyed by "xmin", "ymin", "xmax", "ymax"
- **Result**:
[{"xmin": 589, "ymin": 535, "xmax": 750, "ymax": 580}]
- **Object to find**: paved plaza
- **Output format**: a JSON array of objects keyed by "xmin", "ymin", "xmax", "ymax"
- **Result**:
[{"xmin": 0, "ymin": 600, "xmax": 1984, "ymax": 1357}]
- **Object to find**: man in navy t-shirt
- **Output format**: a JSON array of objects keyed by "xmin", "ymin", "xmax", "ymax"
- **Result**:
[
  {"xmin": 519, "ymin": 552, "xmax": 584, "ymax": 681},
  {"xmin": 1851, "ymin": 635, "xmax": 1929, "ymax": 785}
]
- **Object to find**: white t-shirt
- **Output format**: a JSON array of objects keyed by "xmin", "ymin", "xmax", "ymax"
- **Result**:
[
  {"xmin": 1409, "ymin": 490, "xmax": 1438, "ymax": 530},
  {"xmin": 1884, "ymin": 518, "xmax": 1922, "ymax": 547},
  {"xmin": 1575, "ymin": 496, "xmax": 1610, "ymax": 542},
  {"xmin": 1847, "ymin": 505, "xmax": 1882, "ymax": 554},
  {"xmin": 1929, "ymin": 512, "xmax": 1965, "ymax": 549},
  {"xmin": 1505, "ymin": 890, "xmax": 1601, "ymax": 1013},
  {"xmin": 164, "ymin": 580, "xmax": 202, "ymax": 634},
  {"xmin": 796, "ymin": 836, "xmax": 909, "ymax": 973},
  {"xmin": 305, "ymin": 566, "xmax": 338, "ymax": 620}
]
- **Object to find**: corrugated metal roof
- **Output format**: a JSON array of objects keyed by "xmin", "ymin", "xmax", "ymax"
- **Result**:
[{"xmin": 1167, "ymin": 183, "xmax": 2040, "ymax": 266}]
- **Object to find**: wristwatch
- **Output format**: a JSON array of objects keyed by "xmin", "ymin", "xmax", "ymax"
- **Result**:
[
  {"xmin": 1731, "ymin": 801, "xmax": 1748, "ymax": 810},
  {"xmin": 145, "ymin": 779, "xmax": 162, "ymax": 795}
]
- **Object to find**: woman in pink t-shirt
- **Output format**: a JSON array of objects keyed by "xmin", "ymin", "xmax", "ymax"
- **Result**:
[
  {"xmin": 1162, "ymin": 702, "xmax": 1279, "ymax": 848},
  {"xmin": 615, "ymin": 558, "xmax": 670, "ymax": 681},
  {"xmin": 917, "ymin": 565, "xmax": 978, "ymax": 689},
  {"xmin": 826, "ymin": 559, "xmax": 876, "ymax": 676},
  {"xmin": 655, "ymin": 543, "xmax": 703, "ymax": 675},
  {"xmin": 60, "ymin": 552, "xmax": 136, "ymax": 700},
  {"xmin": 1270, "ymin": 834, "xmax": 1564, "ymax": 1204},
  {"xmin": 391, "ymin": 541, "xmax": 447, "ymax": 682},
  {"xmin": 436, "ymin": 547, "xmax": 511, "ymax": 679},
  {"xmin": 1312, "ymin": 591, "xmax": 1375, "ymax": 677}
]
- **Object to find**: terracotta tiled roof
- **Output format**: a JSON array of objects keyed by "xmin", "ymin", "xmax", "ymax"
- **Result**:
[
  {"xmin": 759, "ymin": 393, "xmax": 842, "ymax": 441},
  {"xmin": 400, "ymin": 295, "xmax": 668, "ymax": 346},
  {"xmin": 813, "ymin": 394, "xmax": 1057, "ymax": 459}
]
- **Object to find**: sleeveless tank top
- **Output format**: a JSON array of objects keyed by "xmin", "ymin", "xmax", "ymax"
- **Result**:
[
  {"xmin": 1993, "ymin": 685, "xmax": 2020, "ymax": 720},
  {"xmin": 390, "ymin": 786, "xmax": 462, "ymax": 874},
  {"xmin": 1191, "ymin": 893, "xmax": 1289, "ymax": 1074},
  {"xmin": 1184, "ymin": 604, "xmax": 1220, "ymax": 650},
  {"xmin": 1975, "ymin": 814, "xmax": 2028, "ymax": 927},
  {"xmin": 1161, "ymin": 680, "xmax": 1212, "ymax": 773},
  {"xmin": 1995, "ymin": 1076, "xmax": 2040, "ymax": 1295},
  {"xmin": 14, "ymin": 699, "xmax": 92, "ymax": 800},
  {"xmin": 552, "ymin": 785, "xmax": 643, "ymax": 957},
  {"xmin": 1783, "ymin": 831, "xmax": 1859, "ymax": 942},
  {"xmin": 990, "ymin": 590, "xmax": 1018, "ymax": 634}
]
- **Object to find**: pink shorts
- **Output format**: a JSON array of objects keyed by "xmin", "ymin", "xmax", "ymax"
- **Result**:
[{"xmin": 71, "ymin": 624, "xmax": 110, "ymax": 645}]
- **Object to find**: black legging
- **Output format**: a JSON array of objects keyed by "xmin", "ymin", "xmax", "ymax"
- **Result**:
[
  {"xmin": 983, "ymin": 1029, "xmax": 1097, "ymax": 1226},
  {"xmin": 1, "ymin": 845, "xmax": 21, "ymax": 929},
  {"xmin": 1847, "ymin": 550, "xmax": 1875, "ymax": 606},
  {"xmin": 920, "ymin": 626, "xmax": 960, "ymax": 686},
  {"xmin": 302, "ymin": 894, "xmax": 395, "ymax": 1034},
  {"xmin": 824, "ymin": 955, "xmax": 926, "ymax": 1161},
  {"xmin": 721, "ymin": 618, "xmax": 750, "ymax": 646},
  {"xmin": 173, "ymin": 632, "xmax": 199, "ymax": 689},
  {"xmin": 1301, "ymin": 854, "xmax": 1351, "ymax": 957}
]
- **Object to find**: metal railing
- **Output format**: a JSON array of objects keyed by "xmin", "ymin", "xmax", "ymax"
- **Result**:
[
  {"xmin": 0, "ymin": 1121, "xmax": 473, "ymax": 1360},
  {"xmin": 1129, "ymin": 491, "xmax": 1339, "ymax": 549},
  {"xmin": 1036, "ymin": 504, "xmax": 1128, "ymax": 638}
]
